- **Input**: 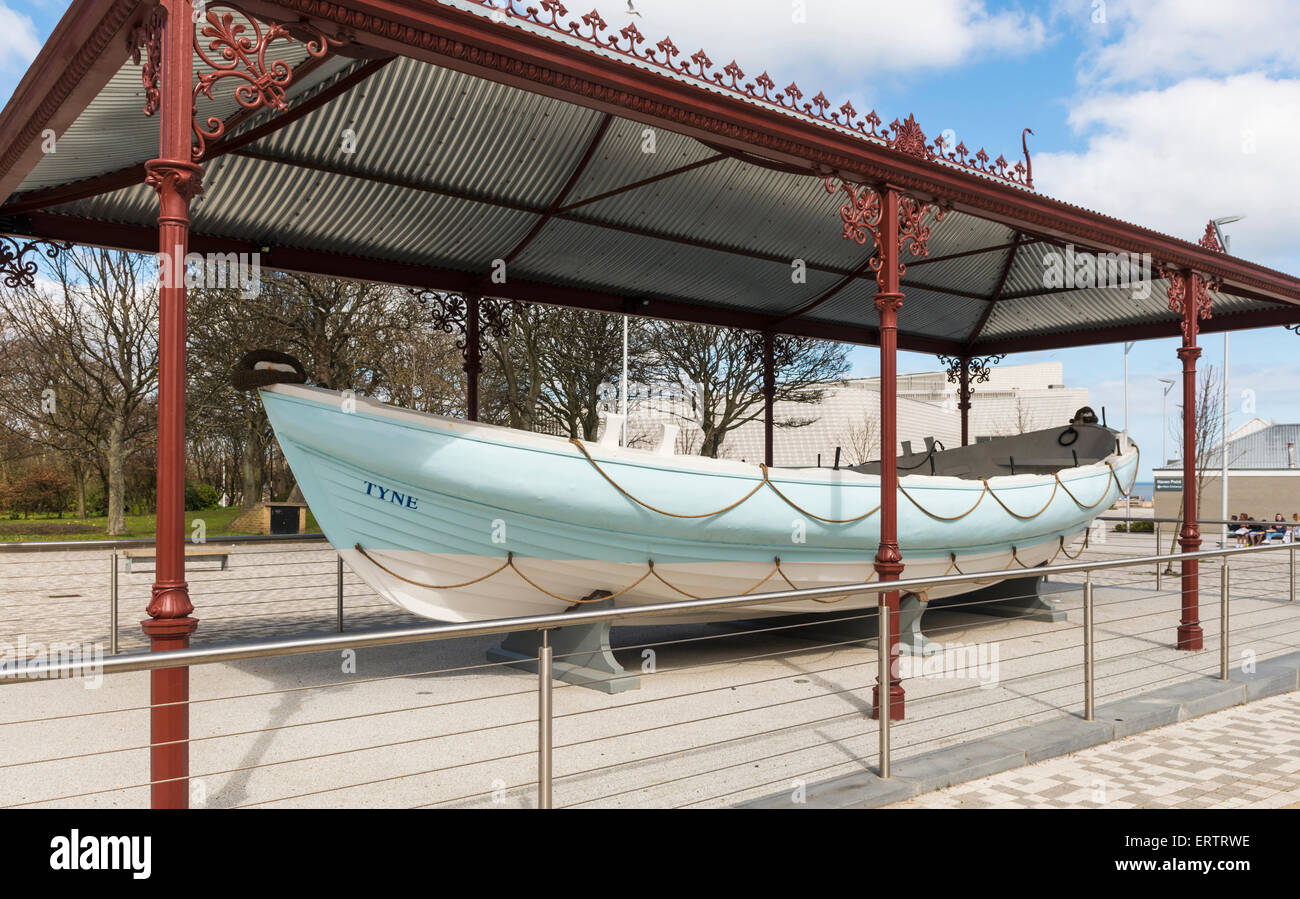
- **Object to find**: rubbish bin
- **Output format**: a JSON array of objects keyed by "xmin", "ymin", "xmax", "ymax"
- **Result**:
[{"xmin": 268, "ymin": 502, "xmax": 302, "ymax": 535}]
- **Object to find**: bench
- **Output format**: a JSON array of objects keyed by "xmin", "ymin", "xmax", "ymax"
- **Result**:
[{"xmin": 121, "ymin": 545, "xmax": 233, "ymax": 572}]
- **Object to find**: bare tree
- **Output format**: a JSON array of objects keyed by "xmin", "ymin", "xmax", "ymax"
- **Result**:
[
  {"xmin": 1000, "ymin": 394, "xmax": 1033, "ymax": 436},
  {"xmin": 189, "ymin": 272, "xmax": 452, "ymax": 505},
  {"xmin": 534, "ymin": 309, "xmax": 644, "ymax": 441},
  {"xmin": 0, "ymin": 248, "xmax": 158, "ymax": 533},
  {"xmin": 641, "ymin": 324, "xmax": 848, "ymax": 456},
  {"xmin": 1164, "ymin": 364, "xmax": 1226, "ymax": 552},
  {"xmin": 840, "ymin": 411, "xmax": 878, "ymax": 466}
]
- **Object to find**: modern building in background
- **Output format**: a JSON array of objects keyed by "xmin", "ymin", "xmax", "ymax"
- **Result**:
[
  {"xmin": 1152, "ymin": 419, "xmax": 1300, "ymax": 521},
  {"xmin": 612, "ymin": 361, "xmax": 1089, "ymax": 468}
]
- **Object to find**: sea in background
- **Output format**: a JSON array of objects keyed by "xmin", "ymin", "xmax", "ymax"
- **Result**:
[{"xmin": 1130, "ymin": 481, "xmax": 1154, "ymax": 502}]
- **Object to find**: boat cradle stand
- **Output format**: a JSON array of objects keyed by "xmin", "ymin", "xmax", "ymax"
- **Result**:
[
  {"xmin": 769, "ymin": 592, "xmax": 939, "ymax": 656},
  {"xmin": 486, "ymin": 593, "xmax": 640, "ymax": 694},
  {"xmin": 928, "ymin": 574, "xmax": 1070, "ymax": 624},
  {"xmin": 778, "ymin": 575, "xmax": 1067, "ymax": 656}
]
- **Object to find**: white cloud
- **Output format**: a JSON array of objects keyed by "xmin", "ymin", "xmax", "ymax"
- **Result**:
[
  {"xmin": 618, "ymin": 0, "xmax": 1047, "ymax": 84},
  {"xmin": 1071, "ymin": 0, "xmax": 1300, "ymax": 86},
  {"xmin": 1034, "ymin": 73, "xmax": 1300, "ymax": 274},
  {"xmin": 0, "ymin": 4, "xmax": 40, "ymax": 71}
]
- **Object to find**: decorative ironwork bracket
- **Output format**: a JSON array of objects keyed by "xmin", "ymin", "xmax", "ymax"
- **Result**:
[
  {"xmin": 408, "ymin": 290, "xmax": 515, "ymax": 353},
  {"xmin": 130, "ymin": 4, "xmax": 350, "ymax": 159},
  {"xmin": 739, "ymin": 330, "xmax": 811, "ymax": 368},
  {"xmin": 128, "ymin": 5, "xmax": 166, "ymax": 116},
  {"xmin": 823, "ymin": 179, "xmax": 946, "ymax": 288},
  {"xmin": 190, "ymin": 4, "xmax": 349, "ymax": 161},
  {"xmin": 1158, "ymin": 264, "xmax": 1220, "ymax": 341},
  {"xmin": 0, "ymin": 235, "xmax": 73, "ymax": 289},
  {"xmin": 938, "ymin": 353, "xmax": 1004, "ymax": 386}
]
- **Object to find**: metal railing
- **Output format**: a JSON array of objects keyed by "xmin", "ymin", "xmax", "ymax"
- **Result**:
[
  {"xmin": 0, "ymin": 532, "xmax": 327, "ymax": 553},
  {"xmin": 1, "ymin": 535, "xmax": 362, "ymax": 655},
  {"xmin": 1, "ymin": 537, "xmax": 1297, "ymax": 808}
]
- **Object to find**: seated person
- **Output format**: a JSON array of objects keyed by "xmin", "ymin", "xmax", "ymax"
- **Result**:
[{"xmin": 1248, "ymin": 518, "xmax": 1267, "ymax": 546}]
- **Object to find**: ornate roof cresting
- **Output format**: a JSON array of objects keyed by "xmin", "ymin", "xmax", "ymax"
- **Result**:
[
  {"xmin": 462, "ymin": 1, "xmax": 1034, "ymax": 189},
  {"xmin": 1197, "ymin": 221, "xmax": 1225, "ymax": 253}
]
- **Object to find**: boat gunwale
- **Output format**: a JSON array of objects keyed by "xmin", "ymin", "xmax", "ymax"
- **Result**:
[{"xmin": 260, "ymin": 382, "xmax": 1139, "ymax": 495}]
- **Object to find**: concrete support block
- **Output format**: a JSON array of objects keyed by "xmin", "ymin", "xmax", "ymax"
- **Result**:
[{"xmin": 487, "ymin": 595, "xmax": 639, "ymax": 694}]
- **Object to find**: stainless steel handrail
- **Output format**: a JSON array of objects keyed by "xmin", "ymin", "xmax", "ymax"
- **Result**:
[
  {"xmin": 1100, "ymin": 513, "xmax": 1300, "ymax": 528},
  {"xmin": 0, "ymin": 533, "xmax": 327, "ymax": 553},
  {"xmin": 3, "ymin": 538, "xmax": 1293, "ymax": 683}
]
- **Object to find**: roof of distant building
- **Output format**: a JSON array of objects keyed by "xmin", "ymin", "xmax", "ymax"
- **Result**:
[{"xmin": 1156, "ymin": 421, "xmax": 1300, "ymax": 470}]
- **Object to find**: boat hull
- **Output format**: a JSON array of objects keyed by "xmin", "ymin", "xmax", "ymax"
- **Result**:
[{"xmin": 259, "ymin": 384, "xmax": 1136, "ymax": 624}]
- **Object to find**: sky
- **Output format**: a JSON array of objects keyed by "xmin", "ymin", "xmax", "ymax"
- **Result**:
[{"xmin": 2, "ymin": 0, "xmax": 1298, "ymax": 480}]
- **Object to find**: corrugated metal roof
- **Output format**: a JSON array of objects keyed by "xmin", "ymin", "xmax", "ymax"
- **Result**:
[
  {"xmin": 513, "ymin": 216, "xmax": 844, "ymax": 311},
  {"xmin": 1206, "ymin": 424, "xmax": 1300, "ymax": 470},
  {"xmin": 20, "ymin": 35, "xmax": 340, "ymax": 190},
  {"xmin": 6, "ymin": 26, "xmax": 1292, "ymax": 351}
]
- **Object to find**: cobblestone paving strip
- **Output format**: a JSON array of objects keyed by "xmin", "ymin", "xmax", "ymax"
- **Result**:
[{"xmin": 886, "ymin": 691, "xmax": 1300, "ymax": 808}]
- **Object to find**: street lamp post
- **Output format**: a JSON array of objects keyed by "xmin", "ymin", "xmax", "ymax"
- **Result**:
[
  {"xmin": 1212, "ymin": 216, "xmax": 1243, "ymax": 551},
  {"xmin": 1159, "ymin": 377, "xmax": 1175, "ymax": 468}
]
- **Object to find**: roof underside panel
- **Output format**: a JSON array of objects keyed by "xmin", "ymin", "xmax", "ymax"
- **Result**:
[
  {"xmin": 242, "ymin": 57, "xmax": 609, "ymax": 210},
  {"xmin": 514, "ymin": 217, "xmax": 844, "ymax": 314},
  {"xmin": 18, "ymin": 36, "xmax": 342, "ymax": 191},
  {"xmin": 804, "ymin": 278, "xmax": 988, "ymax": 345},
  {"xmin": 569, "ymin": 154, "xmax": 864, "ymax": 271}
]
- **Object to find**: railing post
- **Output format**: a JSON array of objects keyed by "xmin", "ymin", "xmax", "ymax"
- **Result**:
[
  {"xmin": 336, "ymin": 554, "xmax": 345, "ymax": 633},
  {"xmin": 1290, "ymin": 544, "xmax": 1295, "ymax": 603},
  {"xmin": 110, "ymin": 551, "xmax": 119, "ymax": 656},
  {"xmin": 1154, "ymin": 522, "xmax": 1161, "ymax": 589},
  {"xmin": 1083, "ymin": 571, "xmax": 1094, "ymax": 720},
  {"xmin": 877, "ymin": 598, "xmax": 890, "ymax": 778},
  {"xmin": 538, "ymin": 629, "xmax": 553, "ymax": 809},
  {"xmin": 1220, "ymin": 559, "xmax": 1230, "ymax": 681}
]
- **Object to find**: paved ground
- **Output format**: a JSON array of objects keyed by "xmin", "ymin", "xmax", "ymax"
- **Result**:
[
  {"xmin": 885, "ymin": 691, "xmax": 1300, "ymax": 808},
  {"xmin": 0, "ymin": 530, "xmax": 1297, "ymax": 808}
]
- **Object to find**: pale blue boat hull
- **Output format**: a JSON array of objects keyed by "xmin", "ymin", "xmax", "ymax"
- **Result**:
[{"xmin": 260, "ymin": 384, "xmax": 1136, "ymax": 622}]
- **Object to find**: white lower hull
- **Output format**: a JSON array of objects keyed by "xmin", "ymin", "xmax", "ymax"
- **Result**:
[{"xmin": 342, "ymin": 530, "xmax": 1085, "ymax": 624}]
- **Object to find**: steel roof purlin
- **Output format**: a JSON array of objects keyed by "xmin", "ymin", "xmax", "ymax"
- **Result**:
[{"xmin": 1, "ymin": 0, "xmax": 1299, "ymax": 357}]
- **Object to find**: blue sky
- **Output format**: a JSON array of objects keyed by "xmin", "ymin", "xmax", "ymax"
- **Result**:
[{"xmin": 2, "ymin": 0, "xmax": 1297, "ymax": 480}]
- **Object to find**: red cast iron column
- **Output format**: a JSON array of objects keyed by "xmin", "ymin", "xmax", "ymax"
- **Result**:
[
  {"xmin": 1176, "ymin": 273, "xmax": 1204, "ymax": 650},
  {"xmin": 872, "ymin": 186, "xmax": 905, "ymax": 721},
  {"xmin": 465, "ymin": 295, "xmax": 481, "ymax": 421},
  {"xmin": 143, "ymin": 0, "xmax": 200, "ymax": 809},
  {"xmin": 958, "ymin": 356, "xmax": 971, "ymax": 447},
  {"xmin": 762, "ymin": 329, "xmax": 775, "ymax": 467}
]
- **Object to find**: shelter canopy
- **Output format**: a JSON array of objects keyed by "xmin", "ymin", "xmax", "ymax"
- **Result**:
[{"xmin": 3, "ymin": 0, "xmax": 1299, "ymax": 355}]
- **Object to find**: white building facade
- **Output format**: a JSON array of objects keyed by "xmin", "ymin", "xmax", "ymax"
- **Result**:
[{"xmin": 608, "ymin": 361, "xmax": 1089, "ymax": 468}]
